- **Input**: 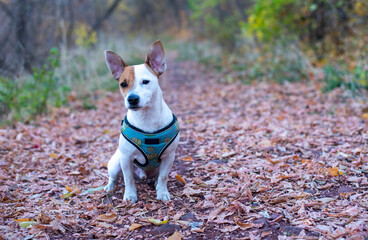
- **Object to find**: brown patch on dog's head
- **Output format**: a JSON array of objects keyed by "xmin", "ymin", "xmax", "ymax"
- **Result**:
[
  {"xmin": 118, "ymin": 66, "xmax": 135, "ymax": 97},
  {"xmin": 105, "ymin": 50, "xmax": 127, "ymax": 81}
]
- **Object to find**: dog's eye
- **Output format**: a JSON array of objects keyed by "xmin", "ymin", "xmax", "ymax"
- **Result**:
[
  {"xmin": 142, "ymin": 80, "xmax": 150, "ymax": 85},
  {"xmin": 120, "ymin": 81, "xmax": 128, "ymax": 88}
]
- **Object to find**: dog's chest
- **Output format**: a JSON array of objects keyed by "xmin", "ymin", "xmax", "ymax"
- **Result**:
[{"xmin": 120, "ymin": 115, "xmax": 179, "ymax": 170}]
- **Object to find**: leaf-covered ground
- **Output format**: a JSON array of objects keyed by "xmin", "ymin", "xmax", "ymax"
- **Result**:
[{"xmin": 1, "ymin": 61, "xmax": 368, "ymax": 239}]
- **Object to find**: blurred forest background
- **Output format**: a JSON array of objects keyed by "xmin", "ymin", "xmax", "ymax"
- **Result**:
[{"xmin": 0, "ymin": 0, "xmax": 367, "ymax": 123}]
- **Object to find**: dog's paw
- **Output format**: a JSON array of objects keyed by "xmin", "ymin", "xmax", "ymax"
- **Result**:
[
  {"xmin": 157, "ymin": 191, "xmax": 171, "ymax": 201},
  {"xmin": 104, "ymin": 183, "xmax": 115, "ymax": 192},
  {"xmin": 123, "ymin": 192, "xmax": 138, "ymax": 204}
]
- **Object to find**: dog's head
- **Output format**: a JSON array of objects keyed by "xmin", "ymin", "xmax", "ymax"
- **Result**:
[{"xmin": 104, "ymin": 40, "xmax": 166, "ymax": 110}]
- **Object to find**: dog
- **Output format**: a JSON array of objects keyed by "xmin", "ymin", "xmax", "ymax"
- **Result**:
[{"xmin": 104, "ymin": 40, "xmax": 180, "ymax": 203}]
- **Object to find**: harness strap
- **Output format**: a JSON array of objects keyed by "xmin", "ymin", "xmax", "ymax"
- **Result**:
[{"xmin": 121, "ymin": 114, "xmax": 179, "ymax": 170}]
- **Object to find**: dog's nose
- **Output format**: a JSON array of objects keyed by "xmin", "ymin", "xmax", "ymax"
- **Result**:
[{"xmin": 127, "ymin": 94, "xmax": 139, "ymax": 106}]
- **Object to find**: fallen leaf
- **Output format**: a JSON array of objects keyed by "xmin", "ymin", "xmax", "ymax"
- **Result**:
[
  {"xmin": 234, "ymin": 217, "xmax": 262, "ymax": 230},
  {"xmin": 166, "ymin": 231, "xmax": 183, "ymax": 240},
  {"xmin": 61, "ymin": 184, "xmax": 80, "ymax": 198},
  {"xmin": 129, "ymin": 223, "xmax": 143, "ymax": 231},
  {"xmin": 148, "ymin": 218, "xmax": 168, "ymax": 225},
  {"xmin": 191, "ymin": 227, "xmax": 205, "ymax": 232},
  {"xmin": 14, "ymin": 218, "xmax": 34, "ymax": 223},
  {"xmin": 328, "ymin": 206, "xmax": 359, "ymax": 218},
  {"xmin": 261, "ymin": 231, "xmax": 272, "ymax": 238},
  {"xmin": 269, "ymin": 195, "xmax": 289, "ymax": 204},
  {"xmin": 14, "ymin": 219, "xmax": 37, "ymax": 228},
  {"xmin": 97, "ymin": 222, "xmax": 112, "ymax": 228},
  {"xmin": 325, "ymin": 167, "xmax": 342, "ymax": 177},
  {"xmin": 97, "ymin": 213, "xmax": 118, "ymax": 223},
  {"xmin": 175, "ymin": 175, "xmax": 187, "ymax": 185},
  {"xmin": 65, "ymin": 185, "xmax": 72, "ymax": 192},
  {"xmin": 220, "ymin": 225, "xmax": 239, "ymax": 232},
  {"xmin": 179, "ymin": 156, "xmax": 193, "ymax": 162},
  {"xmin": 50, "ymin": 219, "xmax": 66, "ymax": 233},
  {"xmin": 221, "ymin": 151, "xmax": 236, "ymax": 158}
]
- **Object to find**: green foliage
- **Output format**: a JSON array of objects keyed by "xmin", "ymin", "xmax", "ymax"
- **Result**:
[
  {"xmin": 322, "ymin": 64, "xmax": 368, "ymax": 93},
  {"xmin": 322, "ymin": 65, "xmax": 346, "ymax": 92},
  {"xmin": 245, "ymin": 0, "xmax": 301, "ymax": 41},
  {"xmin": 0, "ymin": 48, "xmax": 70, "ymax": 122},
  {"xmin": 188, "ymin": 0, "xmax": 246, "ymax": 53},
  {"xmin": 245, "ymin": 0, "xmax": 368, "ymax": 58}
]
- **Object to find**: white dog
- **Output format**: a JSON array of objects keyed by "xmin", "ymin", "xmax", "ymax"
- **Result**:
[{"xmin": 104, "ymin": 40, "xmax": 179, "ymax": 203}]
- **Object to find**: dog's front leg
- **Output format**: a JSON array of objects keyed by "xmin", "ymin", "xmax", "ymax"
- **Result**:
[
  {"xmin": 120, "ymin": 157, "xmax": 138, "ymax": 203},
  {"xmin": 105, "ymin": 149, "xmax": 122, "ymax": 192},
  {"xmin": 156, "ymin": 152, "xmax": 175, "ymax": 201}
]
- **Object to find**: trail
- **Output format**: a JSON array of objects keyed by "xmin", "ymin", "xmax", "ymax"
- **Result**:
[{"xmin": 1, "ymin": 60, "xmax": 367, "ymax": 239}]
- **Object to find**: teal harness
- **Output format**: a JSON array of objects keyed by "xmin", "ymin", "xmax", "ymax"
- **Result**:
[{"xmin": 121, "ymin": 114, "xmax": 179, "ymax": 170}]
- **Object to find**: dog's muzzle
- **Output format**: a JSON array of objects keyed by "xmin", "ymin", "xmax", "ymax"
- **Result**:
[{"xmin": 127, "ymin": 94, "xmax": 140, "ymax": 108}]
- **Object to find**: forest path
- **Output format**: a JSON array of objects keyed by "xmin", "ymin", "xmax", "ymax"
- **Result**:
[{"xmin": 1, "ymin": 60, "xmax": 367, "ymax": 239}]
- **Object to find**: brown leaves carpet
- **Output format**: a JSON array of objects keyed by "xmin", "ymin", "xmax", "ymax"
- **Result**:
[{"xmin": 1, "ymin": 61, "xmax": 368, "ymax": 239}]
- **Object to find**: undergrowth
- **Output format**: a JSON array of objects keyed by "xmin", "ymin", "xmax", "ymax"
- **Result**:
[
  {"xmin": 0, "ymin": 48, "xmax": 70, "ymax": 124},
  {"xmin": 0, "ymin": 36, "xmax": 151, "ymax": 124}
]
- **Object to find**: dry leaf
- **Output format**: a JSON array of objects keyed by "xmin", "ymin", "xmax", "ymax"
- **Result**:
[
  {"xmin": 270, "ymin": 195, "xmax": 289, "ymax": 204},
  {"xmin": 14, "ymin": 218, "xmax": 37, "ymax": 228},
  {"xmin": 97, "ymin": 213, "xmax": 118, "ymax": 223},
  {"xmin": 129, "ymin": 223, "xmax": 143, "ymax": 231},
  {"xmin": 328, "ymin": 206, "xmax": 359, "ymax": 218},
  {"xmin": 325, "ymin": 167, "xmax": 342, "ymax": 177},
  {"xmin": 191, "ymin": 227, "xmax": 205, "ymax": 232},
  {"xmin": 180, "ymin": 156, "xmax": 193, "ymax": 162},
  {"xmin": 221, "ymin": 151, "xmax": 236, "ymax": 158},
  {"xmin": 167, "ymin": 231, "xmax": 183, "ymax": 240},
  {"xmin": 220, "ymin": 225, "xmax": 239, "ymax": 232},
  {"xmin": 175, "ymin": 175, "xmax": 187, "ymax": 185},
  {"xmin": 234, "ymin": 217, "xmax": 255, "ymax": 230},
  {"xmin": 97, "ymin": 222, "xmax": 112, "ymax": 228},
  {"xmin": 148, "ymin": 218, "xmax": 168, "ymax": 225},
  {"xmin": 65, "ymin": 185, "xmax": 72, "ymax": 192},
  {"xmin": 50, "ymin": 219, "xmax": 66, "ymax": 233}
]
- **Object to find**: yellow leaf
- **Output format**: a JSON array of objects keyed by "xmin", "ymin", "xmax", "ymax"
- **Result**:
[
  {"xmin": 49, "ymin": 153, "xmax": 58, "ymax": 159},
  {"xmin": 129, "ymin": 223, "xmax": 143, "ymax": 231},
  {"xmin": 96, "ymin": 213, "xmax": 118, "ymax": 223},
  {"xmin": 148, "ymin": 218, "xmax": 168, "ymax": 225},
  {"xmin": 14, "ymin": 218, "xmax": 34, "ymax": 222},
  {"xmin": 65, "ymin": 185, "xmax": 72, "ymax": 192},
  {"xmin": 361, "ymin": 113, "xmax": 368, "ymax": 120},
  {"xmin": 325, "ymin": 167, "xmax": 342, "ymax": 177},
  {"xmin": 175, "ymin": 175, "xmax": 187, "ymax": 185},
  {"xmin": 166, "ymin": 231, "xmax": 182, "ymax": 240}
]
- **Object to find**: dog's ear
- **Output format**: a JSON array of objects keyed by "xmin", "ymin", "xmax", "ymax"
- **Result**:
[
  {"xmin": 145, "ymin": 40, "xmax": 166, "ymax": 75},
  {"xmin": 105, "ymin": 51, "xmax": 127, "ymax": 81}
]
